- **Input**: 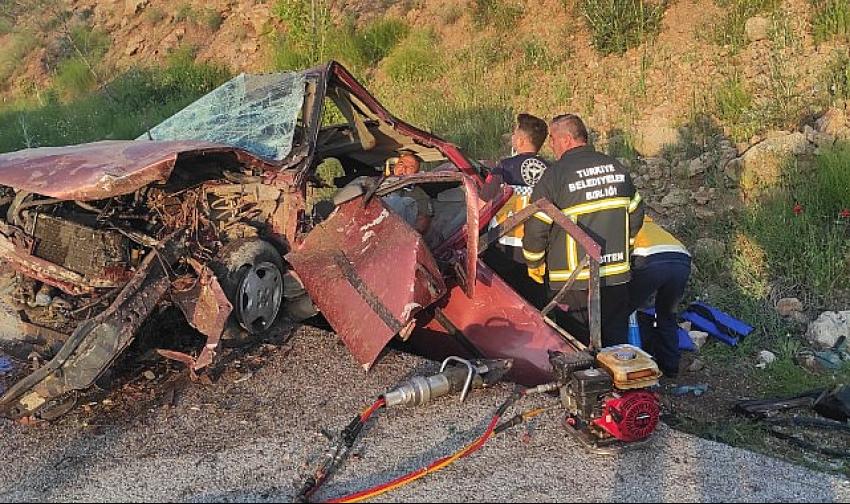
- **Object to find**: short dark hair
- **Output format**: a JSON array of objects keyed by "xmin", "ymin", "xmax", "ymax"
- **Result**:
[
  {"xmin": 516, "ymin": 113, "xmax": 548, "ymax": 152},
  {"xmin": 551, "ymin": 114, "xmax": 588, "ymax": 143}
]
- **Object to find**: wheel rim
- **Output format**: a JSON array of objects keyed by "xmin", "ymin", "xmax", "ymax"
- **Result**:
[{"xmin": 236, "ymin": 261, "xmax": 283, "ymax": 333}]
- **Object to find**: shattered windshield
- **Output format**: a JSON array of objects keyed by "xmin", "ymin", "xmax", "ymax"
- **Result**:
[{"xmin": 138, "ymin": 72, "xmax": 306, "ymax": 161}]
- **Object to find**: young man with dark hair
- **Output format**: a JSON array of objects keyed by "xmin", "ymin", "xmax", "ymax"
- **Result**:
[
  {"xmin": 523, "ymin": 114, "xmax": 645, "ymax": 347},
  {"xmin": 485, "ymin": 114, "xmax": 550, "ymax": 305}
]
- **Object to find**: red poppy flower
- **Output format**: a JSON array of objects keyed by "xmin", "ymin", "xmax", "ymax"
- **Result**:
[
  {"xmin": 840, "ymin": 208, "xmax": 850, "ymax": 219},
  {"xmin": 793, "ymin": 203, "xmax": 803, "ymax": 216}
]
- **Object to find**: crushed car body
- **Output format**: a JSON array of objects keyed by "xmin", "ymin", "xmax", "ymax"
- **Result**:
[{"xmin": 0, "ymin": 61, "xmax": 661, "ymax": 448}]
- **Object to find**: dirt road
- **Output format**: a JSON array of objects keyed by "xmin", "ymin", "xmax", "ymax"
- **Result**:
[{"xmin": 1, "ymin": 327, "xmax": 847, "ymax": 503}]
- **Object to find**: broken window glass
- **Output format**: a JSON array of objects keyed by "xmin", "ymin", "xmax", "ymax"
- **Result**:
[{"xmin": 138, "ymin": 72, "xmax": 306, "ymax": 161}]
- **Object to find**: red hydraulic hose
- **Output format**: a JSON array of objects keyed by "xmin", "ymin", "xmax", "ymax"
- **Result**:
[{"xmin": 325, "ymin": 414, "xmax": 501, "ymax": 504}]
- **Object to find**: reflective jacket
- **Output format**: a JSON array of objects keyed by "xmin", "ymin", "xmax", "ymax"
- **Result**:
[
  {"xmin": 522, "ymin": 145, "xmax": 644, "ymax": 290},
  {"xmin": 632, "ymin": 217, "xmax": 690, "ymax": 270},
  {"xmin": 488, "ymin": 154, "xmax": 549, "ymax": 260}
]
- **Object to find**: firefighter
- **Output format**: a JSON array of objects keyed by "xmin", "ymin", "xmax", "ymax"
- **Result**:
[
  {"xmin": 523, "ymin": 114, "xmax": 644, "ymax": 347},
  {"xmin": 484, "ymin": 114, "xmax": 550, "ymax": 306},
  {"xmin": 629, "ymin": 217, "xmax": 691, "ymax": 378}
]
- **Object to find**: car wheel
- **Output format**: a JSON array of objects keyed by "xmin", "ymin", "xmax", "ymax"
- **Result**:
[{"xmin": 214, "ymin": 240, "xmax": 285, "ymax": 335}]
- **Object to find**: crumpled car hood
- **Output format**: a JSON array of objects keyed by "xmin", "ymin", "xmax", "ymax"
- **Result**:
[{"xmin": 0, "ymin": 140, "xmax": 250, "ymax": 200}]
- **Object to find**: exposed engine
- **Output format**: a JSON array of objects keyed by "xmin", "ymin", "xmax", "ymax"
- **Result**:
[
  {"xmin": 0, "ymin": 166, "xmax": 288, "ymax": 361},
  {"xmin": 549, "ymin": 345, "xmax": 661, "ymax": 451}
]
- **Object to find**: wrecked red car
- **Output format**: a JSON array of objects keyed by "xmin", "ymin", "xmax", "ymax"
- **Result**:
[{"xmin": 0, "ymin": 62, "xmax": 661, "ymax": 448}]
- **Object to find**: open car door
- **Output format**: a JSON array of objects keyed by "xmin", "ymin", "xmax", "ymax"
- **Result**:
[
  {"xmin": 287, "ymin": 172, "xmax": 482, "ymax": 370},
  {"xmin": 287, "ymin": 195, "xmax": 447, "ymax": 369}
]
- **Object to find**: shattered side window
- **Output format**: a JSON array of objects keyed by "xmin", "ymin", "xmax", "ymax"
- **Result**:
[{"xmin": 138, "ymin": 72, "xmax": 306, "ymax": 161}]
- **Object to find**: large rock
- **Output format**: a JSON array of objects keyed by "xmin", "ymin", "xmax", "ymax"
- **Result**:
[
  {"xmin": 776, "ymin": 297, "xmax": 803, "ymax": 318},
  {"xmin": 661, "ymin": 188, "xmax": 689, "ymax": 207},
  {"xmin": 635, "ymin": 123, "xmax": 679, "ymax": 157},
  {"xmin": 806, "ymin": 311, "xmax": 850, "ymax": 349},
  {"xmin": 732, "ymin": 132, "xmax": 812, "ymax": 196},
  {"xmin": 745, "ymin": 16, "xmax": 771, "ymax": 42},
  {"xmin": 804, "ymin": 124, "xmax": 835, "ymax": 150},
  {"xmin": 124, "ymin": 0, "xmax": 148, "ymax": 16},
  {"xmin": 815, "ymin": 108, "xmax": 850, "ymax": 141},
  {"xmin": 688, "ymin": 158, "xmax": 706, "ymax": 177}
]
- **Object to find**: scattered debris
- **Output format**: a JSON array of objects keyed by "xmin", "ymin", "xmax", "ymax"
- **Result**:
[
  {"xmin": 0, "ymin": 355, "xmax": 12, "ymax": 375},
  {"xmin": 797, "ymin": 348, "xmax": 849, "ymax": 375},
  {"xmin": 756, "ymin": 350, "xmax": 777, "ymax": 369},
  {"xmin": 672, "ymin": 384, "xmax": 709, "ymax": 397},
  {"xmin": 687, "ymin": 358, "xmax": 705, "ymax": 373},
  {"xmin": 688, "ymin": 331, "xmax": 709, "ymax": 350},
  {"xmin": 681, "ymin": 302, "xmax": 753, "ymax": 346}
]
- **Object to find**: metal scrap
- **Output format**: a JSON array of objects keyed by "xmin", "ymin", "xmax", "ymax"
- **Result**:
[{"xmin": 161, "ymin": 260, "xmax": 233, "ymax": 373}]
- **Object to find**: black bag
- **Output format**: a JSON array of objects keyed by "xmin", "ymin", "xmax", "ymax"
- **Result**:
[{"xmin": 814, "ymin": 385, "xmax": 850, "ymax": 422}]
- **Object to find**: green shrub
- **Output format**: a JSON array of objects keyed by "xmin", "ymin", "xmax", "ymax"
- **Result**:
[
  {"xmin": 175, "ymin": 2, "xmax": 194, "ymax": 23},
  {"xmin": 199, "ymin": 8, "xmax": 224, "ymax": 32},
  {"xmin": 440, "ymin": 4, "xmax": 464, "ymax": 25},
  {"xmin": 739, "ymin": 148, "xmax": 850, "ymax": 301},
  {"xmin": 0, "ymin": 54, "xmax": 231, "ymax": 153},
  {"xmin": 471, "ymin": 0, "xmax": 523, "ymax": 30},
  {"xmin": 357, "ymin": 18, "xmax": 409, "ymax": 65},
  {"xmin": 606, "ymin": 131, "xmax": 641, "ymax": 165},
  {"xmin": 270, "ymin": 4, "xmax": 407, "ymax": 72},
  {"xmin": 144, "ymin": 7, "xmax": 167, "ymax": 25},
  {"xmin": 823, "ymin": 50, "xmax": 850, "ymax": 103},
  {"xmin": 581, "ymin": 0, "xmax": 667, "ymax": 55},
  {"xmin": 811, "ymin": 0, "xmax": 850, "ymax": 43},
  {"xmin": 384, "ymin": 30, "xmax": 443, "ymax": 84},
  {"xmin": 713, "ymin": 0, "xmax": 780, "ymax": 51},
  {"xmin": 0, "ymin": 32, "xmax": 38, "ymax": 84},
  {"xmin": 714, "ymin": 76, "xmax": 758, "ymax": 142},
  {"xmin": 0, "ymin": 18, "xmax": 13, "ymax": 35},
  {"xmin": 69, "ymin": 25, "xmax": 110, "ymax": 61},
  {"xmin": 521, "ymin": 39, "xmax": 559, "ymax": 71},
  {"xmin": 54, "ymin": 57, "xmax": 96, "ymax": 98},
  {"xmin": 270, "ymin": 0, "xmax": 332, "ymax": 70}
]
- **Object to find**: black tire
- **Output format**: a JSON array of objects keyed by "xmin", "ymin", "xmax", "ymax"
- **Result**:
[{"xmin": 213, "ymin": 239, "xmax": 285, "ymax": 336}]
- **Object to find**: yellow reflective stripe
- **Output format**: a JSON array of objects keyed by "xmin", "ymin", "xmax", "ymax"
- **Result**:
[
  {"xmin": 523, "ymin": 248, "xmax": 546, "ymax": 261},
  {"xmin": 533, "ymin": 212, "xmax": 554, "ymax": 224},
  {"xmin": 632, "ymin": 244, "xmax": 690, "ymax": 257},
  {"xmin": 548, "ymin": 262, "xmax": 631, "ymax": 281},
  {"xmin": 629, "ymin": 192, "xmax": 642, "ymax": 212},
  {"xmin": 566, "ymin": 213, "xmax": 579, "ymax": 271},
  {"xmin": 563, "ymin": 197, "xmax": 630, "ymax": 216},
  {"xmin": 499, "ymin": 236, "xmax": 524, "ymax": 247}
]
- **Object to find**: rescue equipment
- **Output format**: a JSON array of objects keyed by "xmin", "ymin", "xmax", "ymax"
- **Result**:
[{"xmin": 296, "ymin": 348, "xmax": 661, "ymax": 502}]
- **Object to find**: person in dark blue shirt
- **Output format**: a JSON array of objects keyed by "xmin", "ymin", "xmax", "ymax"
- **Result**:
[{"xmin": 486, "ymin": 114, "xmax": 550, "ymax": 306}]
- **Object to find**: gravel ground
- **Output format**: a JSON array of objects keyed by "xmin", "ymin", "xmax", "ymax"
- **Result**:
[{"xmin": 0, "ymin": 326, "xmax": 848, "ymax": 503}]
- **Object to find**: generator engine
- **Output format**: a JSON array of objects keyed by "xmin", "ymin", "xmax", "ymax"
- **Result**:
[{"xmin": 549, "ymin": 345, "xmax": 661, "ymax": 452}]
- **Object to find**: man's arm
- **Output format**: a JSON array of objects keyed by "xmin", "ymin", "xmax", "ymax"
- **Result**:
[
  {"xmin": 522, "ymin": 172, "xmax": 555, "ymax": 269},
  {"xmin": 627, "ymin": 179, "xmax": 645, "ymax": 244}
]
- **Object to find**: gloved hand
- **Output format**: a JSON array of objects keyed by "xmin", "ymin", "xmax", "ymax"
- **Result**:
[{"xmin": 527, "ymin": 264, "xmax": 546, "ymax": 284}]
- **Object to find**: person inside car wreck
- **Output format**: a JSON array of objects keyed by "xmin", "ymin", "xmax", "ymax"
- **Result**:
[{"xmin": 382, "ymin": 152, "xmax": 434, "ymax": 234}]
